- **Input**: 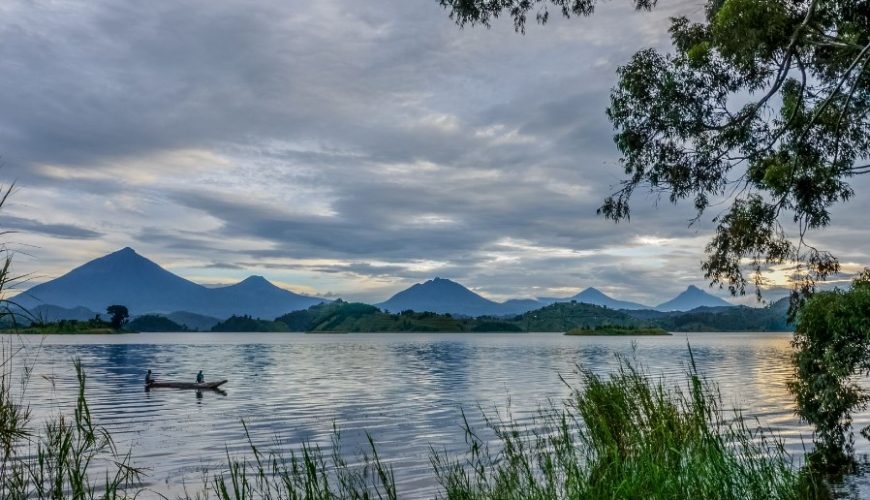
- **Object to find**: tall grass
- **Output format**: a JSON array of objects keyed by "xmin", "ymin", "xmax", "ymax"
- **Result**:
[
  {"xmin": 0, "ymin": 354, "xmax": 141, "ymax": 499},
  {"xmin": 186, "ymin": 425, "xmax": 397, "ymax": 500},
  {"xmin": 430, "ymin": 352, "xmax": 829, "ymax": 500},
  {"xmin": 0, "ymin": 183, "xmax": 142, "ymax": 498}
]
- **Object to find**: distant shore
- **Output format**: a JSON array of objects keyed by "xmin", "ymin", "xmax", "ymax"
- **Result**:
[
  {"xmin": 565, "ymin": 326, "xmax": 671, "ymax": 336},
  {"xmin": 1, "ymin": 328, "xmax": 134, "ymax": 335}
]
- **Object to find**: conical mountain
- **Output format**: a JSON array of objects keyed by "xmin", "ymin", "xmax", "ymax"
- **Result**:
[
  {"xmin": 16, "ymin": 247, "xmax": 207, "ymax": 313},
  {"xmin": 377, "ymin": 277, "xmax": 506, "ymax": 316},
  {"xmin": 500, "ymin": 298, "xmax": 543, "ymax": 315},
  {"xmin": 210, "ymin": 275, "xmax": 325, "ymax": 319},
  {"xmin": 570, "ymin": 287, "xmax": 650, "ymax": 310},
  {"xmin": 16, "ymin": 248, "xmax": 325, "ymax": 319},
  {"xmin": 656, "ymin": 285, "xmax": 733, "ymax": 311}
]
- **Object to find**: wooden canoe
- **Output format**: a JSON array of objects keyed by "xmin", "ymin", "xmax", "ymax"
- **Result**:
[{"xmin": 147, "ymin": 379, "xmax": 227, "ymax": 390}]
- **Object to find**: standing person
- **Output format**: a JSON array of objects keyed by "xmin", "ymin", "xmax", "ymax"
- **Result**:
[
  {"xmin": 196, "ymin": 370, "xmax": 204, "ymax": 383},
  {"xmin": 145, "ymin": 369, "xmax": 154, "ymax": 386}
]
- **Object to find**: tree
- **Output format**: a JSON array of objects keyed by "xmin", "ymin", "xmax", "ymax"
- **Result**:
[
  {"xmin": 438, "ymin": 0, "xmax": 655, "ymax": 33},
  {"xmin": 440, "ymin": 0, "xmax": 870, "ymax": 300},
  {"xmin": 106, "ymin": 305, "xmax": 129, "ymax": 330},
  {"xmin": 790, "ymin": 270, "xmax": 870, "ymax": 468}
]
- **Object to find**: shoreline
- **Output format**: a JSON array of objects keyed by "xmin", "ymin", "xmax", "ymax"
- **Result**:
[{"xmin": 0, "ymin": 328, "xmax": 137, "ymax": 335}]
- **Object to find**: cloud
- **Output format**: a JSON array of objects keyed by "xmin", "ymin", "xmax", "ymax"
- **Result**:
[
  {"xmin": 197, "ymin": 262, "xmax": 246, "ymax": 270},
  {"xmin": 1, "ymin": 0, "xmax": 866, "ymax": 304},
  {"xmin": 3, "ymin": 216, "xmax": 102, "ymax": 240}
]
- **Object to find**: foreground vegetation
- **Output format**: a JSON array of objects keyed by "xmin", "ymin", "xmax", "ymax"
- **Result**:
[
  {"xmin": 0, "ymin": 347, "xmax": 829, "ymax": 499},
  {"xmin": 431, "ymin": 353, "xmax": 827, "ymax": 499},
  {"xmin": 0, "ymin": 357, "xmax": 141, "ymax": 498},
  {"xmin": 790, "ymin": 270, "xmax": 870, "ymax": 471}
]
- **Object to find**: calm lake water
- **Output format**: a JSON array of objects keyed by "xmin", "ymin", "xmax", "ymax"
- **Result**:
[{"xmin": 5, "ymin": 331, "xmax": 870, "ymax": 498}]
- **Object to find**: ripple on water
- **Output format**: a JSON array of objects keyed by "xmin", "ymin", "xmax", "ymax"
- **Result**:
[{"xmin": 3, "ymin": 331, "xmax": 869, "ymax": 498}]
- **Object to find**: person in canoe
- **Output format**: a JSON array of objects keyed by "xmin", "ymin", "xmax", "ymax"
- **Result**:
[
  {"xmin": 146, "ymin": 369, "xmax": 154, "ymax": 386},
  {"xmin": 196, "ymin": 370, "xmax": 204, "ymax": 384}
]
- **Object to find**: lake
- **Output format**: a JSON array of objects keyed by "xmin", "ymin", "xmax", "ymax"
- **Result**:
[{"xmin": 5, "ymin": 331, "xmax": 870, "ymax": 498}]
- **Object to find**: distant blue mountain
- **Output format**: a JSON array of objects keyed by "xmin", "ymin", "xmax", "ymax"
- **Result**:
[
  {"xmin": 207, "ymin": 275, "xmax": 326, "ymax": 319},
  {"xmin": 377, "ymin": 278, "xmax": 499, "ymax": 316},
  {"xmin": 500, "ymin": 298, "xmax": 544, "ymax": 315},
  {"xmin": 569, "ymin": 287, "xmax": 650, "ymax": 310},
  {"xmin": 656, "ymin": 285, "xmax": 733, "ymax": 311},
  {"xmin": 15, "ymin": 248, "xmax": 326, "ymax": 319},
  {"xmin": 160, "ymin": 311, "xmax": 221, "ymax": 332},
  {"xmin": 537, "ymin": 287, "xmax": 650, "ymax": 310},
  {"xmin": 26, "ymin": 304, "xmax": 99, "ymax": 323},
  {"xmin": 377, "ymin": 278, "xmax": 540, "ymax": 317}
]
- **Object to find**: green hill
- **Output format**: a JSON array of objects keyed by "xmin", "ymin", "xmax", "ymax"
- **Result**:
[
  {"xmin": 509, "ymin": 301, "xmax": 641, "ymax": 331},
  {"xmin": 128, "ymin": 314, "xmax": 188, "ymax": 332},
  {"xmin": 277, "ymin": 301, "xmax": 469, "ymax": 332},
  {"xmin": 566, "ymin": 325, "xmax": 669, "ymax": 336},
  {"xmin": 625, "ymin": 299, "xmax": 791, "ymax": 332},
  {"xmin": 211, "ymin": 315, "xmax": 289, "ymax": 332},
  {"xmin": 273, "ymin": 300, "xmax": 637, "ymax": 333},
  {"xmin": 209, "ymin": 298, "xmax": 792, "ymax": 334},
  {"xmin": 162, "ymin": 311, "xmax": 220, "ymax": 331}
]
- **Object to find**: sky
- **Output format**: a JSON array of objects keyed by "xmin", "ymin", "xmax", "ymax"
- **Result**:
[{"xmin": 1, "ymin": 0, "xmax": 867, "ymax": 306}]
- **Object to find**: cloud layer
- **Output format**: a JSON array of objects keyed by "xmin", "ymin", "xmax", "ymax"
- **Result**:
[{"xmin": 2, "ymin": 0, "xmax": 867, "ymax": 304}]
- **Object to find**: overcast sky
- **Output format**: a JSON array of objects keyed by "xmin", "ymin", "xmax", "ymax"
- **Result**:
[{"xmin": 1, "ymin": 0, "xmax": 867, "ymax": 305}]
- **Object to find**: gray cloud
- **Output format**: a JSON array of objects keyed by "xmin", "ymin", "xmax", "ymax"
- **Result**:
[
  {"xmin": 3, "ymin": 216, "xmax": 102, "ymax": 240},
  {"xmin": 2, "ymin": 0, "xmax": 866, "ymax": 304},
  {"xmin": 198, "ymin": 262, "xmax": 246, "ymax": 270}
]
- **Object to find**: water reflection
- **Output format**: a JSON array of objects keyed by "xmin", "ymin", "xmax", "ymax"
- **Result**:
[{"xmin": 4, "ymin": 331, "xmax": 869, "ymax": 498}]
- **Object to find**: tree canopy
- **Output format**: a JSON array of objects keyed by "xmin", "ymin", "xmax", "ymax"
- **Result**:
[
  {"xmin": 438, "ymin": 0, "xmax": 655, "ymax": 32},
  {"xmin": 440, "ymin": 0, "xmax": 870, "ymax": 299},
  {"xmin": 106, "ymin": 305, "xmax": 129, "ymax": 330},
  {"xmin": 790, "ymin": 270, "xmax": 870, "ymax": 466}
]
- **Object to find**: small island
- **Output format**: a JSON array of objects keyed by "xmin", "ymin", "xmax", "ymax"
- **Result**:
[{"xmin": 565, "ymin": 326, "xmax": 671, "ymax": 336}]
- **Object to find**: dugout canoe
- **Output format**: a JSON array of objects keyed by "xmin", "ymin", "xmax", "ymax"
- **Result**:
[{"xmin": 146, "ymin": 380, "xmax": 227, "ymax": 390}]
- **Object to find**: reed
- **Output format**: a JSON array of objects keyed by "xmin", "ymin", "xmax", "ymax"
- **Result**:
[
  {"xmin": 0, "ymin": 354, "xmax": 141, "ymax": 499},
  {"xmin": 430, "ymin": 351, "xmax": 829, "ymax": 500}
]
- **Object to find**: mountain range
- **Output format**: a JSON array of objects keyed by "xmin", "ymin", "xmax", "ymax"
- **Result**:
[
  {"xmin": 377, "ymin": 279, "xmax": 732, "ymax": 316},
  {"xmin": 15, "ymin": 248, "xmax": 326, "ymax": 319},
  {"xmin": 15, "ymin": 248, "xmax": 737, "ymax": 324}
]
